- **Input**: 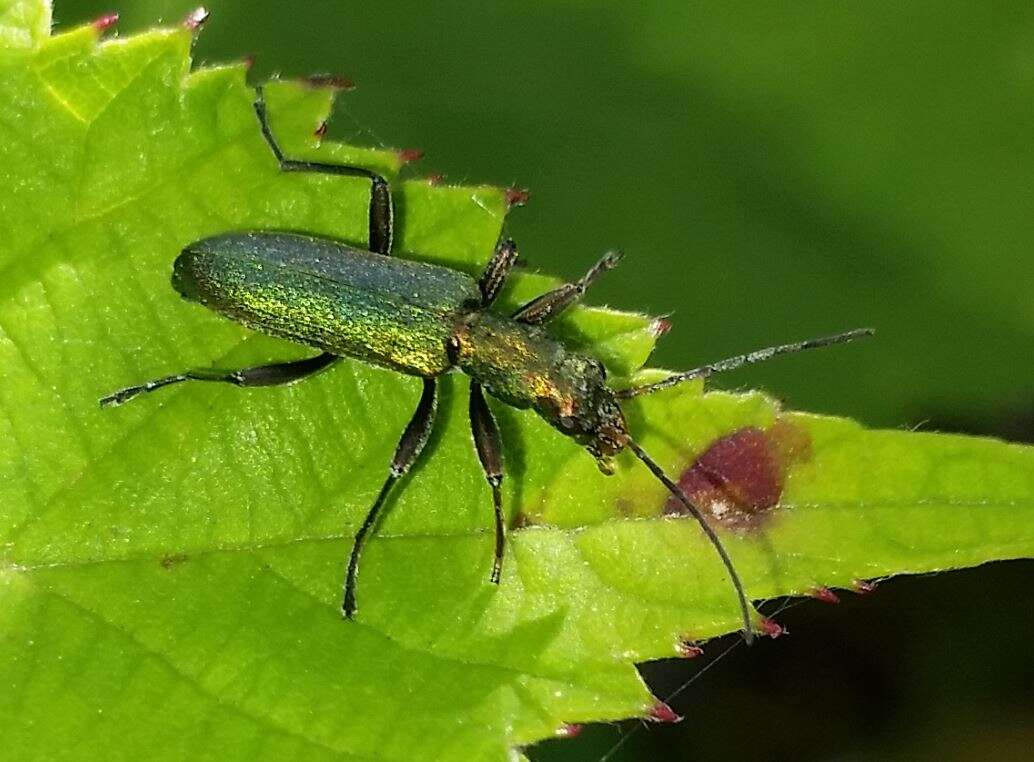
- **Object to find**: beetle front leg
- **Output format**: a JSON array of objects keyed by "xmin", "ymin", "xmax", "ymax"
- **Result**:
[
  {"xmin": 99, "ymin": 352, "xmax": 340, "ymax": 408},
  {"xmin": 253, "ymin": 86, "xmax": 394, "ymax": 255},
  {"xmin": 512, "ymin": 250, "xmax": 623, "ymax": 325},
  {"xmin": 468, "ymin": 381, "xmax": 506, "ymax": 584},
  {"xmin": 343, "ymin": 378, "xmax": 438, "ymax": 618}
]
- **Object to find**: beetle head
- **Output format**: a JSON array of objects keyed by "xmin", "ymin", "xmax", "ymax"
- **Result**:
[{"xmin": 533, "ymin": 356, "xmax": 629, "ymax": 474}]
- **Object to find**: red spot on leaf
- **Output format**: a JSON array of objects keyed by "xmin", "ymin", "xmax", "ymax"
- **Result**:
[
  {"xmin": 505, "ymin": 186, "xmax": 530, "ymax": 207},
  {"xmin": 810, "ymin": 586, "xmax": 840, "ymax": 604},
  {"xmin": 666, "ymin": 428, "xmax": 779, "ymax": 522},
  {"xmin": 305, "ymin": 73, "xmax": 356, "ymax": 91},
  {"xmin": 92, "ymin": 12, "xmax": 118, "ymax": 33},
  {"xmin": 313, "ymin": 121, "xmax": 328, "ymax": 141},
  {"xmin": 648, "ymin": 701, "xmax": 682, "ymax": 723},
  {"xmin": 759, "ymin": 617, "xmax": 786, "ymax": 638},
  {"xmin": 555, "ymin": 724, "xmax": 583, "ymax": 738},
  {"xmin": 665, "ymin": 417, "xmax": 812, "ymax": 531},
  {"xmin": 426, "ymin": 173, "xmax": 446, "ymax": 186},
  {"xmin": 183, "ymin": 6, "xmax": 209, "ymax": 30}
]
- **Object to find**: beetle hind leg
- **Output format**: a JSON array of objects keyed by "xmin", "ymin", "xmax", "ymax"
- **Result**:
[
  {"xmin": 99, "ymin": 352, "xmax": 339, "ymax": 408},
  {"xmin": 343, "ymin": 379, "xmax": 438, "ymax": 618},
  {"xmin": 253, "ymin": 85, "xmax": 394, "ymax": 256}
]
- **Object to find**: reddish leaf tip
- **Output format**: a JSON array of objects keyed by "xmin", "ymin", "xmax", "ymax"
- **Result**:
[
  {"xmin": 242, "ymin": 54, "xmax": 256, "ymax": 71},
  {"xmin": 676, "ymin": 641, "xmax": 704, "ymax": 659},
  {"xmin": 810, "ymin": 586, "xmax": 841, "ymax": 604},
  {"xmin": 314, "ymin": 121, "xmax": 328, "ymax": 141},
  {"xmin": 398, "ymin": 148, "xmax": 424, "ymax": 164},
  {"xmin": 759, "ymin": 617, "xmax": 786, "ymax": 639},
  {"xmin": 92, "ymin": 12, "xmax": 119, "ymax": 33},
  {"xmin": 183, "ymin": 7, "xmax": 209, "ymax": 30},
  {"xmin": 555, "ymin": 724, "xmax": 583, "ymax": 739},
  {"xmin": 651, "ymin": 317, "xmax": 673, "ymax": 337},
  {"xmin": 853, "ymin": 579, "xmax": 877, "ymax": 594},
  {"xmin": 505, "ymin": 186, "xmax": 530, "ymax": 208},
  {"xmin": 648, "ymin": 701, "xmax": 682, "ymax": 723},
  {"xmin": 426, "ymin": 173, "xmax": 446, "ymax": 186}
]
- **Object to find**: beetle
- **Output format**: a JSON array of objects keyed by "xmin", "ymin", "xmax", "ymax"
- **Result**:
[{"xmin": 101, "ymin": 86, "xmax": 871, "ymax": 642}]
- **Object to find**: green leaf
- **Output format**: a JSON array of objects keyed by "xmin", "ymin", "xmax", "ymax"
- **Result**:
[{"xmin": 1, "ymin": 2, "xmax": 1032, "ymax": 760}]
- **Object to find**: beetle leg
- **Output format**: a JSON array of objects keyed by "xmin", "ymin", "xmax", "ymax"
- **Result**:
[
  {"xmin": 477, "ymin": 238, "xmax": 519, "ymax": 307},
  {"xmin": 468, "ymin": 381, "xmax": 506, "ymax": 584},
  {"xmin": 99, "ymin": 352, "xmax": 340, "ymax": 408},
  {"xmin": 343, "ymin": 378, "xmax": 438, "ymax": 618},
  {"xmin": 615, "ymin": 329, "xmax": 875, "ymax": 399},
  {"xmin": 253, "ymin": 86, "xmax": 394, "ymax": 255},
  {"xmin": 512, "ymin": 250, "xmax": 623, "ymax": 325}
]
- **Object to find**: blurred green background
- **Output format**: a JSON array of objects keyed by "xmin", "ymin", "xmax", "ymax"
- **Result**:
[{"xmin": 54, "ymin": 1, "xmax": 1034, "ymax": 759}]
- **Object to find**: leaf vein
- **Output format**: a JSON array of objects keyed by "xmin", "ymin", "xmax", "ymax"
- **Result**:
[{"xmin": 41, "ymin": 585, "xmax": 372, "ymax": 760}]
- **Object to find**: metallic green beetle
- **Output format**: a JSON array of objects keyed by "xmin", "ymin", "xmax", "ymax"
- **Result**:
[{"xmin": 102, "ymin": 87, "xmax": 870, "ymax": 641}]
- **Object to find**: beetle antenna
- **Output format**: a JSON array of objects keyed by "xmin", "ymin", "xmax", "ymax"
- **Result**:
[
  {"xmin": 616, "ymin": 328, "xmax": 874, "ymax": 399},
  {"xmin": 625, "ymin": 437, "xmax": 755, "ymax": 644}
]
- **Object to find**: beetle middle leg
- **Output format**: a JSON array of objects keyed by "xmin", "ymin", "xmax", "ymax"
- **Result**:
[
  {"xmin": 99, "ymin": 352, "xmax": 339, "ymax": 407},
  {"xmin": 253, "ymin": 85, "xmax": 394, "ymax": 256},
  {"xmin": 512, "ymin": 250, "xmax": 623, "ymax": 325},
  {"xmin": 343, "ymin": 378, "xmax": 438, "ymax": 618},
  {"xmin": 468, "ymin": 381, "xmax": 506, "ymax": 584}
]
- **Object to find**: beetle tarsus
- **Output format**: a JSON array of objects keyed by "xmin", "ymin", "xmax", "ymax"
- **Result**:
[{"xmin": 490, "ymin": 480, "xmax": 505, "ymax": 584}]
